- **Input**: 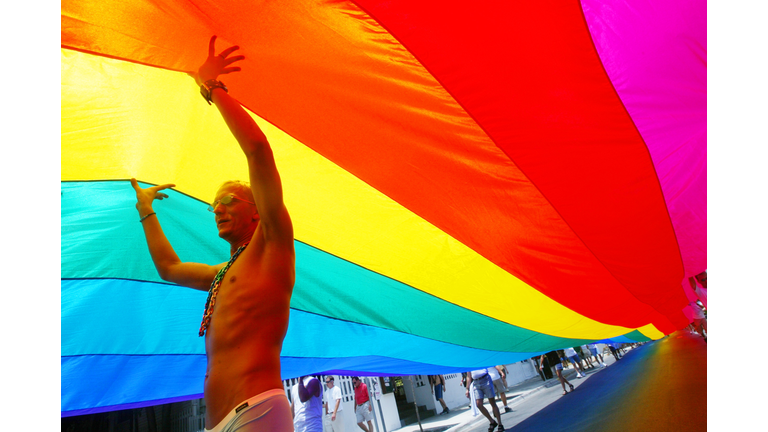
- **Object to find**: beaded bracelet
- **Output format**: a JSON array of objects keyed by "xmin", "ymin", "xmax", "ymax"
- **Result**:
[{"xmin": 140, "ymin": 212, "xmax": 156, "ymax": 223}]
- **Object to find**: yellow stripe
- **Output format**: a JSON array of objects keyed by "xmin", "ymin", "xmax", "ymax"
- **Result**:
[{"xmin": 62, "ymin": 48, "xmax": 639, "ymax": 339}]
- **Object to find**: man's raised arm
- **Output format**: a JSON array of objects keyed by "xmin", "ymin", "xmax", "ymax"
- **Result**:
[
  {"xmin": 298, "ymin": 376, "xmax": 321, "ymax": 403},
  {"xmin": 197, "ymin": 36, "xmax": 293, "ymax": 244},
  {"xmin": 130, "ymin": 179, "xmax": 222, "ymax": 291}
]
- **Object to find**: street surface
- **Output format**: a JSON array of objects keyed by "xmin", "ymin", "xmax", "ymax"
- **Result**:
[{"xmin": 393, "ymin": 331, "xmax": 706, "ymax": 432}]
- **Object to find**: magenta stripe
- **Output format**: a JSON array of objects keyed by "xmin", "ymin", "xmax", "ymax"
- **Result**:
[{"xmin": 581, "ymin": 0, "xmax": 707, "ymax": 278}]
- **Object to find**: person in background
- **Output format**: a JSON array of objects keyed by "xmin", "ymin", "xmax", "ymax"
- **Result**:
[
  {"xmin": 608, "ymin": 343, "xmax": 622, "ymax": 361},
  {"xmin": 588, "ymin": 343, "xmax": 606, "ymax": 368},
  {"xmin": 291, "ymin": 376, "xmax": 323, "ymax": 432},
  {"xmin": 695, "ymin": 271, "xmax": 707, "ymax": 288},
  {"xmin": 323, "ymin": 376, "xmax": 344, "ymax": 432},
  {"xmin": 539, "ymin": 351, "xmax": 574, "ymax": 396},
  {"xmin": 690, "ymin": 300, "xmax": 707, "ymax": 342},
  {"xmin": 429, "ymin": 375, "xmax": 450, "ymax": 415},
  {"xmin": 466, "ymin": 369, "xmax": 506, "ymax": 432},
  {"xmin": 462, "ymin": 373, "xmax": 480, "ymax": 417},
  {"xmin": 487, "ymin": 366, "xmax": 512, "ymax": 413},
  {"xmin": 562, "ymin": 347, "xmax": 586, "ymax": 378},
  {"xmin": 499, "ymin": 365, "xmax": 509, "ymax": 389},
  {"xmin": 579, "ymin": 345, "xmax": 596, "ymax": 370},
  {"xmin": 352, "ymin": 377, "xmax": 375, "ymax": 432}
]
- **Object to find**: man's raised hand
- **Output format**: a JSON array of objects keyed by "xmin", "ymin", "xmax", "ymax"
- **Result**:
[{"xmin": 197, "ymin": 35, "xmax": 245, "ymax": 83}]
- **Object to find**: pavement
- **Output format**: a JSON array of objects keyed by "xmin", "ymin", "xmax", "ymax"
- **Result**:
[
  {"xmin": 389, "ymin": 331, "xmax": 706, "ymax": 432},
  {"xmin": 388, "ymin": 332, "xmax": 709, "ymax": 432}
]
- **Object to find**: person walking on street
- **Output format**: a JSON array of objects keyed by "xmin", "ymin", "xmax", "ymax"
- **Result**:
[
  {"xmin": 462, "ymin": 373, "xmax": 480, "ymax": 417},
  {"xmin": 323, "ymin": 376, "xmax": 345, "ymax": 432},
  {"xmin": 539, "ymin": 351, "xmax": 574, "ymax": 396},
  {"xmin": 488, "ymin": 366, "xmax": 512, "ymax": 413},
  {"xmin": 588, "ymin": 344, "xmax": 607, "ymax": 368},
  {"xmin": 608, "ymin": 343, "xmax": 622, "ymax": 361},
  {"xmin": 466, "ymin": 369, "xmax": 505, "ymax": 432},
  {"xmin": 352, "ymin": 377, "xmax": 375, "ymax": 432},
  {"xmin": 579, "ymin": 345, "xmax": 596, "ymax": 369},
  {"xmin": 429, "ymin": 375, "xmax": 450, "ymax": 415},
  {"xmin": 689, "ymin": 300, "xmax": 707, "ymax": 342},
  {"xmin": 563, "ymin": 347, "xmax": 586, "ymax": 378}
]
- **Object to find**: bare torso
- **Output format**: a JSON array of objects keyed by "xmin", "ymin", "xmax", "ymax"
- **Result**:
[{"xmin": 203, "ymin": 229, "xmax": 295, "ymax": 429}]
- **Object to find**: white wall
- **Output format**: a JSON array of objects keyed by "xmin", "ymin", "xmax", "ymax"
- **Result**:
[
  {"xmin": 367, "ymin": 377, "xmax": 400, "ymax": 432},
  {"xmin": 401, "ymin": 374, "xmax": 468, "ymax": 413},
  {"xmin": 502, "ymin": 360, "xmax": 538, "ymax": 387},
  {"xmin": 401, "ymin": 375, "xmax": 415, "ymax": 404},
  {"xmin": 412, "ymin": 376, "xmax": 437, "ymax": 411},
  {"xmin": 441, "ymin": 374, "xmax": 469, "ymax": 410}
]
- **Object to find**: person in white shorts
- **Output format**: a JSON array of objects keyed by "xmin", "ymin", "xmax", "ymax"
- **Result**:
[
  {"xmin": 579, "ymin": 345, "xmax": 596, "ymax": 369},
  {"xmin": 487, "ymin": 366, "xmax": 512, "ymax": 413},
  {"xmin": 588, "ymin": 343, "xmax": 607, "ymax": 368},
  {"xmin": 465, "ymin": 369, "xmax": 505, "ymax": 432},
  {"xmin": 563, "ymin": 347, "xmax": 586, "ymax": 378},
  {"xmin": 323, "ymin": 376, "xmax": 345, "ymax": 432}
]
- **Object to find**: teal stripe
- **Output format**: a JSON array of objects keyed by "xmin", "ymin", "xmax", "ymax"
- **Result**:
[
  {"xmin": 61, "ymin": 180, "xmax": 228, "ymax": 283},
  {"xmin": 62, "ymin": 181, "xmax": 600, "ymax": 353}
]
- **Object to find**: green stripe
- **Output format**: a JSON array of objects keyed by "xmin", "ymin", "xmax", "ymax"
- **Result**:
[{"xmin": 623, "ymin": 330, "xmax": 652, "ymax": 342}]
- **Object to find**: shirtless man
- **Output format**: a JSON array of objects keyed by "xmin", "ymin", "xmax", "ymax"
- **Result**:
[
  {"xmin": 429, "ymin": 374, "xmax": 450, "ymax": 415},
  {"xmin": 130, "ymin": 36, "xmax": 295, "ymax": 431}
]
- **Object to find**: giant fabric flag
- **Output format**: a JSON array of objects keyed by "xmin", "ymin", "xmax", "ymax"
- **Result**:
[{"xmin": 61, "ymin": 0, "xmax": 706, "ymax": 417}]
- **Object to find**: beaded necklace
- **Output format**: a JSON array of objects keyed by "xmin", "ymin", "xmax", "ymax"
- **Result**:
[{"xmin": 199, "ymin": 242, "xmax": 249, "ymax": 337}]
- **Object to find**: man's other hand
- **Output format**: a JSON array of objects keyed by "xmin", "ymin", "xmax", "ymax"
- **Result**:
[{"xmin": 130, "ymin": 178, "xmax": 175, "ymax": 213}]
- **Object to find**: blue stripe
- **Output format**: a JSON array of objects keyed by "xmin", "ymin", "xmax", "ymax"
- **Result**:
[
  {"xmin": 62, "ymin": 354, "xmax": 206, "ymax": 415},
  {"xmin": 62, "ymin": 278, "xmax": 548, "ymax": 366}
]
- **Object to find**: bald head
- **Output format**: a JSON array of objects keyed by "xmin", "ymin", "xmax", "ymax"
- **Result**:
[{"xmin": 218, "ymin": 180, "xmax": 255, "ymax": 205}]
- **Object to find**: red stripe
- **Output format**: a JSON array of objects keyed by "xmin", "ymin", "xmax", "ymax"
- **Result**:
[{"xmin": 352, "ymin": 0, "xmax": 687, "ymax": 331}]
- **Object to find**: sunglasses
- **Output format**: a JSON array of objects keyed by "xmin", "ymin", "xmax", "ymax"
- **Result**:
[{"xmin": 208, "ymin": 195, "xmax": 255, "ymax": 212}]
